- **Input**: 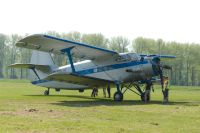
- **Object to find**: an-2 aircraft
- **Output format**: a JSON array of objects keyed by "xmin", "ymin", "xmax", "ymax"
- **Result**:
[{"xmin": 9, "ymin": 34, "xmax": 175, "ymax": 101}]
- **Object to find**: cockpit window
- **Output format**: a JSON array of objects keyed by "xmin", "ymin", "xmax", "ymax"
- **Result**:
[
  {"xmin": 116, "ymin": 54, "xmax": 131, "ymax": 62},
  {"xmin": 116, "ymin": 53, "xmax": 140, "ymax": 62},
  {"xmin": 129, "ymin": 53, "xmax": 141, "ymax": 61}
]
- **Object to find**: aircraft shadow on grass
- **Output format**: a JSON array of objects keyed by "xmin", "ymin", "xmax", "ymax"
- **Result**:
[
  {"xmin": 25, "ymin": 94, "xmax": 200, "ymax": 107},
  {"xmin": 51, "ymin": 100, "xmax": 199, "ymax": 107}
]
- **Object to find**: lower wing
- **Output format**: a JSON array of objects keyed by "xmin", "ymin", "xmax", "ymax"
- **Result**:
[{"xmin": 45, "ymin": 72, "xmax": 114, "ymax": 87}]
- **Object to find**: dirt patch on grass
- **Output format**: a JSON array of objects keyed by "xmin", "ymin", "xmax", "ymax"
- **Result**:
[{"xmin": 0, "ymin": 108, "xmax": 64, "ymax": 118}]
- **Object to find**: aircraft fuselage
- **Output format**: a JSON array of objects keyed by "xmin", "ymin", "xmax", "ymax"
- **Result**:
[{"xmin": 31, "ymin": 53, "xmax": 157, "ymax": 89}]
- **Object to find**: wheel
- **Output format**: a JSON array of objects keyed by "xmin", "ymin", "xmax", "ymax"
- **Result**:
[
  {"xmin": 44, "ymin": 90, "xmax": 49, "ymax": 96},
  {"xmin": 114, "ymin": 91, "xmax": 123, "ymax": 101}
]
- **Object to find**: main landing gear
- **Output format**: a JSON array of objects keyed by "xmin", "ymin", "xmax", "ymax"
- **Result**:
[
  {"xmin": 113, "ymin": 82, "xmax": 151, "ymax": 102},
  {"xmin": 114, "ymin": 91, "xmax": 123, "ymax": 101},
  {"xmin": 113, "ymin": 84, "xmax": 123, "ymax": 101}
]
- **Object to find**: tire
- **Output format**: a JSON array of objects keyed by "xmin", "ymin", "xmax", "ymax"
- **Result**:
[{"xmin": 114, "ymin": 91, "xmax": 123, "ymax": 101}]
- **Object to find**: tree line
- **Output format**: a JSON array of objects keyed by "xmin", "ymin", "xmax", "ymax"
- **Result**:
[{"xmin": 0, "ymin": 31, "xmax": 200, "ymax": 86}]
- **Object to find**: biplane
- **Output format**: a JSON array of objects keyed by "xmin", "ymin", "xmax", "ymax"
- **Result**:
[{"xmin": 9, "ymin": 34, "xmax": 175, "ymax": 101}]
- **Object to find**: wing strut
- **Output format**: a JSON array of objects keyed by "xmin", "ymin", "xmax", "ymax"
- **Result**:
[
  {"xmin": 31, "ymin": 67, "xmax": 41, "ymax": 80},
  {"xmin": 61, "ymin": 47, "xmax": 76, "ymax": 73}
]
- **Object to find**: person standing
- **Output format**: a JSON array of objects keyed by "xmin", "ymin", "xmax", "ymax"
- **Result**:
[
  {"xmin": 144, "ymin": 80, "xmax": 153, "ymax": 102},
  {"xmin": 95, "ymin": 88, "xmax": 98, "ymax": 97},
  {"xmin": 162, "ymin": 76, "xmax": 169, "ymax": 104},
  {"xmin": 107, "ymin": 85, "xmax": 111, "ymax": 98},
  {"xmin": 103, "ymin": 87, "xmax": 106, "ymax": 98},
  {"xmin": 91, "ymin": 87, "xmax": 95, "ymax": 97},
  {"xmin": 91, "ymin": 87, "xmax": 98, "ymax": 97}
]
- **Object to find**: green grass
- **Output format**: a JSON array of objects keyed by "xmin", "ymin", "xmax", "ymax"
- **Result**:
[{"xmin": 0, "ymin": 80, "xmax": 200, "ymax": 133}]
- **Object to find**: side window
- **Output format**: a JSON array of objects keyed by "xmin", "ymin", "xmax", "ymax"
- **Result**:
[
  {"xmin": 116, "ymin": 56, "xmax": 125, "ymax": 62},
  {"xmin": 129, "ymin": 53, "xmax": 140, "ymax": 61},
  {"xmin": 131, "ymin": 56, "xmax": 138, "ymax": 61},
  {"xmin": 115, "ymin": 54, "xmax": 131, "ymax": 62}
]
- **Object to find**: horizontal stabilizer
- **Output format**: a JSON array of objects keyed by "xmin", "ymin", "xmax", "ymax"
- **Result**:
[
  {"xmin": 8, "ymin": 63, "xmax": 51, "ymax": 73},
  {"xmin": 45, "ymin": 72, "xmax": 114, "ymax": 87}
]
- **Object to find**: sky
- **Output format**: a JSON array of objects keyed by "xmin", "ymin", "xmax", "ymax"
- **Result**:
[{"xmin": 1, "ymin": 0, "xmax": 200, "ymax": 43}]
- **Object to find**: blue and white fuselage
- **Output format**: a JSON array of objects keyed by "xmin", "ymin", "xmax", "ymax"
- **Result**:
[{"xmin": 31, "ymin": 53, "xmax": 156, "ymax": 89}]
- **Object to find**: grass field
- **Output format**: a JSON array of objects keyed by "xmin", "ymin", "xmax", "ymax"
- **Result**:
[{"xmin": 0, "ymin": 79, "xmax": 200, "ymax": 133}]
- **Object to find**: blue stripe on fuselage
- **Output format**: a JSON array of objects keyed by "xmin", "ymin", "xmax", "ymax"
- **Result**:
[
  {"xmin": 77, "ymin": 60, "xmax": 148, "ymax": 75},
  {"xmin": 31, "ymin": 60, "xmax": 149, "ymax": 85}
]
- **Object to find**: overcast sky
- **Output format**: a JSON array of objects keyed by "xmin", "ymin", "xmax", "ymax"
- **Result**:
[{"xmin": 1, "ymin": 0, "xmax": 200, "ymax": 43}]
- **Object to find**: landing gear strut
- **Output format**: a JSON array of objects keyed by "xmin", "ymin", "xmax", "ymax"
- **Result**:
[
  {"xmin": 113, "ymin": 80, "xmax": 153, "ymax": 102},
  {"xmin": 114, "ymin": 84, "xmax": 123, "ymax": 101},
  {"xmin": 44, "ymin": 88, "xmax": 50, "ymax": 96},
  {"xmin": 121, "ymin": 82, "xmax": 145, "ymax": 101}
]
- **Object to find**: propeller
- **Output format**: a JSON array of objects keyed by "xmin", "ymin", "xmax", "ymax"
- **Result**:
[{"xmin": 141, "ymin": 54, "xmax": 174, "ymax": 89}]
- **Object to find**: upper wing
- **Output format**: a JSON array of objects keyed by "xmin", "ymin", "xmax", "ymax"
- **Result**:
[
  {"xmin": 8, "ymin": 63, "xmax": 51, "ymax": 73},
  {"xmin": 45, "ymin": 72, "xmax": 114, "ymax": 87},
  {"xmin": 16, "ymin": 34, "xmax": 118, "ymax": 60}
]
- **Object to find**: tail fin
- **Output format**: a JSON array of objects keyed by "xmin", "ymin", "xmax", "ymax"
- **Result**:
[
  {"xmin": 29, "ymin": 50, "xmax": 57, "ymax": 81},
  {"xmin": 30, "ymin": 50, "xmax": 55, "ymax": 66}
]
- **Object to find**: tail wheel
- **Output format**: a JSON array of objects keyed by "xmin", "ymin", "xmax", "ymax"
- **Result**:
[{"xmin": 114, "ymin": 91, "xmax": 123, "ymax": 101}]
